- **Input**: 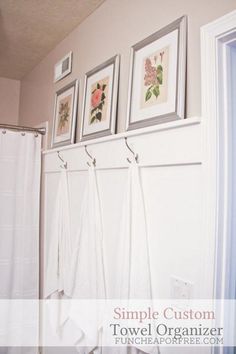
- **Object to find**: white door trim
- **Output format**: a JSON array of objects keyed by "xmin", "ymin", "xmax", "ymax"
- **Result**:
[
  {"xmin": 201, "ymin": 9, "xmax": 236, "ymax": 297},
  {"xmin": 201, "ymin": 10, "xmax": 236, "ymax": 354}
]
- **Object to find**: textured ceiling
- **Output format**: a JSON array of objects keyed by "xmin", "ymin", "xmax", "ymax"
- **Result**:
[{"xmin": 0, "ymin": 0, "xmax": 105, "ymax": 79}]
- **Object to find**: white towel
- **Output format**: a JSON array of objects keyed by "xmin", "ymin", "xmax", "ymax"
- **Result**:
[
  {"xmin": 67, "ymin": 166, "xmax": 106, "ymax": 353},
  {"xmin": 118, "ymin": 162, "xmax": 152, "ymax": 299},
  {"xmin": 45, "ymin": 169, "xmax": 72, "ymax": 298},
  {"xmin": 104, "ymin": 162, "xmax": 159, "ymax": 354}
]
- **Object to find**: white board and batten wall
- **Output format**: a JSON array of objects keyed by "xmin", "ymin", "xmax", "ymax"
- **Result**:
[
  {"xmin": 42, "ymin": 117, "xmax": 214, "ymax": 354},
  {"xmin": 42, "ymin": 117, "xmax": 213, "ymax": 297}
]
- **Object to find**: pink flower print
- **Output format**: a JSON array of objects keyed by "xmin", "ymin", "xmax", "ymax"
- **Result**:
[{"xmin": 91, "ymin": 89, "xmax": 103, "ymax": 108}]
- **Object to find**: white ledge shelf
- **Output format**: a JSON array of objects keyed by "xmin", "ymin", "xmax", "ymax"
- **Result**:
[{"xmin": 43, "ymin": 116, "xmax": 201, "ymax": 155}]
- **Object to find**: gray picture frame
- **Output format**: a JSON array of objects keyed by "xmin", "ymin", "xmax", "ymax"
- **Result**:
[
  {"xmin": 80, "ymin": 55, "xmax": 120, "ymax": 141},
  {"xmin": 126, "ymin": 16, "xmax": 187, "ymax": 131},
  {"xmin": 51, "ymin": 79, "xmax": 79, "ymax": 148}
]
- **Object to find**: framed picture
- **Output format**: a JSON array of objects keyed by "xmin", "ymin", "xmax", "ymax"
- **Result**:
[
  {"xmin": 126, "ymin": 16, "xmax": 187, "ymax": 130},
  {"xmin": 54, "ymin": 51, "xmax": 72, "ymax": 83},
  {"xmin": 80, "ymin": 55, "xmax": 120, "ymax": 141},
  {"xmin": 51, "ymin": 79, "xmax": 79, "ymax": 148}
]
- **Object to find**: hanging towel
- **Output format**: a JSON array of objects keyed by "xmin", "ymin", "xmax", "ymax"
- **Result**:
[
  {"xmin": 45, "ymin": 169, "xmax": 72, "ymax": 298},
  {"xmin": 119, "ymin": 162, "xmax": 152, "ymax": 299},
  {"xmin": 103, "ymin": 162, "xmax": 159, "ymax": 354},
  {"xmin": 67, "ymin": 166, "xmax": 106, "ymax": 353}
]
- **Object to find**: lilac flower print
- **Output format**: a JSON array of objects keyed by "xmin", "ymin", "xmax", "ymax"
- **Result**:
[
  {"xmin": 144, "ymin": 58, "xmax": 157, "ymax": 86},
  {"xmin": 143, "ymin": 53, "xmax": 163, "ymax": 102}
]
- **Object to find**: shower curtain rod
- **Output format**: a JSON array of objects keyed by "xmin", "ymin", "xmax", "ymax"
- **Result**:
[{"xmin": 0, "ymin": 123, "xmax": 46, "ymax": 135}]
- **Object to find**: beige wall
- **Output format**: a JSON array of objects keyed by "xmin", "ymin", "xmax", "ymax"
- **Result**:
[
  {"xmin": 19, "ymin": 0, "xmax": 236, "ymax": 145},
  {"xmin": 0, "ymin": 77, "xmax": 20, "ymax": 125}
]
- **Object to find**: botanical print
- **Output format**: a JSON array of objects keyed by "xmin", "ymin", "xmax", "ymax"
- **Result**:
[
  {"xmin": 140, "ymin": 46, "xmax": 169, "ymax": 109},
  {"xmin": 56, "ymin": 94, "xmax": 72, "ymax": 136},
  {"xmin": 89, "ymin": 76, "xmax": 109, "ymax": 125}
]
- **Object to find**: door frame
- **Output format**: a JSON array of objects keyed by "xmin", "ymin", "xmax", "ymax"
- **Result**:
[{"xmin": 201, "ymin": 10, "xmax": 236, "ymax": 354}]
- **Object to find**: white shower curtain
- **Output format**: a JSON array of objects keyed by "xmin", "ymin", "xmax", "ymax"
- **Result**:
[{"xmin": 0, "ymin": 129, "xmax": 41, "ymax": 353}]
